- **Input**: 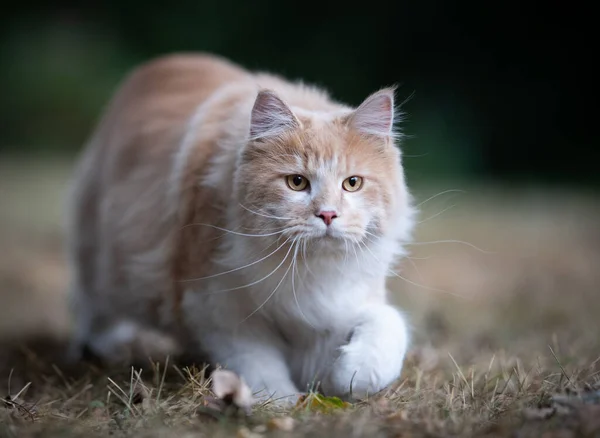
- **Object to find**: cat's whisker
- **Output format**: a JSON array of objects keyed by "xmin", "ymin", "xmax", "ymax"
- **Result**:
[
  {"xmin": 415, "ymin": 189, "xmax": 465, "ymax": 208},
  {"xmin": 404, "ymin": 256, "xmax": 426, "ymax": 283},
  {"xmin": 355, "ymin": 237, "xmax": 374, "ymax": 259},
  {"xmin": 361, "ymin": 230, "xmax": 462, "ymax": 261},
  {"xmin": 364, "ymin": 229, "xmax": 379, "ymax": 238},
  {"xmin": 239, "ymin": 224, "xmax": 290, "ymax": 232},
  {"xmin": 360, "ymin": 232, "xmax": 389, "ymax": 255},
  {"xmin": 359, "ymin": 237, "xmax": 465, "ymax": 298},
  {"xmin": 238, "ymin": 203, "xmax": 293, "ymax": 221},
  {"xmin": 291, "ymin": 243, "xmax": 316, "ymax": 329},
  {"xmin": 238, "ymin": 239, "xmax": 297, "ymax": 324},
  {"xmin": 181, "ymin": 223, "xmax": 288, "ymax": 238},
  {"xmin": 301, "ymin": 239, "xmax": 316, "ymax": 279},
  {"xmin": 350, "ymin": 237, "xmax": 361, "ymax": 269},
  {"xmin": 210, "ymin": 238, "xmax": 296, "ymax": 294},
  {"xmin": 406, "ymin": 239, "xmax": 494, "ymax": 254},
  {"xmin": 180, "ymin": 236, "xmax": 293, "ymax": 282},
  {"xmin": 362, "ymin": 230, "xmax": 381, "ymax": 245},
  {"xmin": 203, "ymin": 224, "xmax": 289, "ymax": 243},
  {"xmin": 417, "ymin": 204, "xmax": 456, "ymax": 225},
  {"xmin": 387, "ymin": 268, "xmax": 465, "ymax": 298},
  {"xmin": 257, "ymin": 233, "xmax": 288, "ymax": 254},
  {"xmin": 294, "ymin": 243, "xmax": 310, "ymax": 290},
  {"xmin": 301, "ymin": 239, "xmax": 307, "ymax": 261},
  {"xmin": 343, "ymin": 239, "xmax": 349, "ymax": 266},
  {"xmin": 351, "ymin": 237, "xmax": 368, "ymax": 272}
]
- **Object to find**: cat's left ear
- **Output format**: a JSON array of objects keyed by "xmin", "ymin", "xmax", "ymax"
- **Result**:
[
  {"xmin": 346, "ymin": 88, "xmax": 396, "ymax": 138},
  {"xmin": 249, "ymin": 90, "xmax": 300, "ymax": 141}
]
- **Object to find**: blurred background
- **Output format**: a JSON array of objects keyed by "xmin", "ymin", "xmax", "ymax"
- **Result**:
[{"xmin": 0, "ymin": 2, "xmax": 598, "ymax": 360}]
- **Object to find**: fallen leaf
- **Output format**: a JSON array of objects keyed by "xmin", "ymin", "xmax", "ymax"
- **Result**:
[{"xmin": 294, "ymin": 393, "xmax": 351, "ymax": 413}]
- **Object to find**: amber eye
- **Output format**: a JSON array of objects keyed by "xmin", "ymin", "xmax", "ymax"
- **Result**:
[
  {"xmin": 286, "ymin": 175, "xmax": 309, "ymax": 191},
  {"xmin": 342, "ymin": 176, "xmax": 363, "ymax": 192}
]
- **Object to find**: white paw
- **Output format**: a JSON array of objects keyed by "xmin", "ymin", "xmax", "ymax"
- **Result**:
[
  {"xmin": 324, "ymin": 305, "xmax": 409, "ymax": 399},
  {"xmin": 327, "ymin": 339, "xmax": 402, "ymax": 398}
]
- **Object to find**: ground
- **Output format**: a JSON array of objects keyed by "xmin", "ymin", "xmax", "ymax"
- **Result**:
[{"xmin": 1, "ymin": 157, "xmax": 599, "ymax": 437}]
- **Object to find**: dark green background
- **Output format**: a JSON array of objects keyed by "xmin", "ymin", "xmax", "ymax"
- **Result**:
[{"xmin": 0, "ymin": 1, "xmax": 596, "ymax": 186}]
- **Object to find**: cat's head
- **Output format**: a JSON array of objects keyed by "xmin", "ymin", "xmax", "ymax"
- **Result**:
[{"xmin": 233, "ymin": 87, "xmax": 414, "ymax": 253}]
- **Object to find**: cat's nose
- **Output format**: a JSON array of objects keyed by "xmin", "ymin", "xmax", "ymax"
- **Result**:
[{"xmin": 316, "ymin": 210, "xmax": 338, "ymax": 226}]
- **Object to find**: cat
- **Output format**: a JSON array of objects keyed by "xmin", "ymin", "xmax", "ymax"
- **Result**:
[{"xmin": 66, "ymin": 52, "xmax": 416, "ymax": 402}]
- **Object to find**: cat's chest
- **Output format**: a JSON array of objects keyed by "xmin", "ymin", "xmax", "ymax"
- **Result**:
[{"xmin": 251, "ymin": 263, "xmax": 369, "ymax": 333}]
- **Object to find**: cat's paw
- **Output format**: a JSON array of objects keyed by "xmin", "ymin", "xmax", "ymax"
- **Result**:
[
  {"xmin": 326, "ymin": 339, "xmax": 402, "ymax": 399},
  {"xmin": 324, "ymin": 305, "xmax": 409, "ymax": 399}
]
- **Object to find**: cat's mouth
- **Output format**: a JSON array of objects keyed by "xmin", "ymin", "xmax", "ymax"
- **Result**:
[
  {"xmin": 319, "ymin": 226, "xmax": 342, "ymax": 239},
  {"xmin": 296, "ymin": 228, "xmax": 341, "ymax": 241},
  {"xmin": 287, "ymin": 224, "xmax": 358, "ymax": 243},
  {"xmin": 319, "ymin": 226, "xmax": 351, "ymax": 241}
]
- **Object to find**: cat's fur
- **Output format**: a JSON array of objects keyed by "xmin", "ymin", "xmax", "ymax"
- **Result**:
[{"xmin": 67, "ymin": 53, "xmax": 416, "ymax": 401}]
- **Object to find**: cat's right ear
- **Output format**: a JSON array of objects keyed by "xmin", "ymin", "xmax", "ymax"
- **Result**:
[{"xmin": 249, "ymin": 90, "xmax": 299, "ymax": 141}]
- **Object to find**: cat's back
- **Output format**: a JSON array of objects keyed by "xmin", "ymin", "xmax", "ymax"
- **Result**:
[
  {"xmin": 110, "ymin": 53, "xmax": 249, "ymax": 122},
  {"xmin": 73, "ymin": 52, "xmax": 252, "ymax": 214},
  {"xmin": 72, "ymin": 52, "xmax": 252, "ymax": 253},
  {"xmin": 68, "ymin": 53, "xmax": 251, "ymax": 329},
  {"xmin": 91, "ymin": 53, "xmax": 249, "ymax": 167}
]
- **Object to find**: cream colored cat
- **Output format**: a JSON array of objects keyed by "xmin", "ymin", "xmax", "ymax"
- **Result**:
[{"xmin": 67, "ymin": 53, "xmax": 416, "ymax": 402}]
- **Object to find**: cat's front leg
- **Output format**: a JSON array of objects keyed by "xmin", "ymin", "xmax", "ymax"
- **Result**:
[{"xmin": 324, "ymin": 304, "xmax": 409, "ymax": 399}]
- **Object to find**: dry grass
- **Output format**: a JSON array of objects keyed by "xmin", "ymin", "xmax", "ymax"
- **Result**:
[{"xmin": 1, "ymin": 157, "xmax": 599, "ymax": 437}]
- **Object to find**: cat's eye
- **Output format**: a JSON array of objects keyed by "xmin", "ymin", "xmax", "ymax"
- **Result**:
[
  {"xmin": 286, "ymin": 174, "xmax": 309, "ymax": 191},
  {"xmin": 342, "ymin": 176, "xmax": 363, "ymax": 192}
]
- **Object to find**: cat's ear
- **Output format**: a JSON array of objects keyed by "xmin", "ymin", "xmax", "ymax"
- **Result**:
[
  {"xmin": 249, "ymin": 90, "xmax": 299, "ymax": 141},
  {"xmin": 347, "ymin": 88, "xmax": 396, "ymax": 137}
]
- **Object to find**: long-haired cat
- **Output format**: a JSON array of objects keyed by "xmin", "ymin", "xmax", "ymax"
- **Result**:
[{"xmin": 67, "ymin": 53, "xmax": 416, "ymax": 402}]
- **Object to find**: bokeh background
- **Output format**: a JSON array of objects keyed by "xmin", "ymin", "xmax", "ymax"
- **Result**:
[
  {"xmin": 1, "ymin": 1, "xmax": 598, "ymax": 184},
  {"xmin": 0, "ymin": 2, "xmax": 598, "ymax": 360}
]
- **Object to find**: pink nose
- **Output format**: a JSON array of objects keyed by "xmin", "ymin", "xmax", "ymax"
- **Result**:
[{"xmin": 317, "ymin": 210, "xmax": 338, "ymax": 226}]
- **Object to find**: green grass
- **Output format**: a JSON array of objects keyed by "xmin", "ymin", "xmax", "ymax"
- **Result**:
[{"xmin": 1, "ymin": 157, "xmax": 599, "ymax": 437}]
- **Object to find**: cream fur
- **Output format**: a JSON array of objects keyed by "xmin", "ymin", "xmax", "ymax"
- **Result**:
[{"xmin": 67, "ymin": 53, "xmax": 416, "ymax": 402}]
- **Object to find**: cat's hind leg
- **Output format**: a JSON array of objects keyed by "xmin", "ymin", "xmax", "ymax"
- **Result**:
[
  {"xmin": 69, "ymin": 317, "xmax": 180, "ymax": 367},
  {"xmin": 90, "ymin": 320, "xmax": 180, "ymax": 365}
]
